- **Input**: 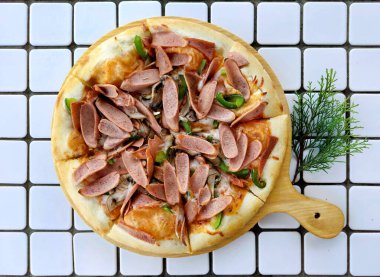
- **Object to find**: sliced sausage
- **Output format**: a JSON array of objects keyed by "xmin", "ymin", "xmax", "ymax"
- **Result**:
[
  {"xmin": 224, "ymin": 59, "xmax": 250, "ymax": 101},
  {"xmin": 163, "ymin": 161, "xmax": 180, "ymax": 205},
  {"xmin": 197, "ymin": 195, "xmax": 233, "ymax": 221},
  {"xmin": 259, "ymin": 136, "xmax": 278, "ymax": 176},
  {"xmin": 207, "ymin": 104, "xmax": 236, "ymax": 123},
  {"xmin": 231, "ymin": 101, "xmax": 267, "ymax": 127},
  {"xmin": 132, "ymin": 193, "xmax": 160, "ymax": 209},
  {"xmin": 176, "ymin": 134, "xmax": 217, "ymax": 156},
  {"xmin": 74, "ymin": 158, "xmax": 107, "ymax": 183},
  {"xmin": 95, "ymin": 98, "xmax": 133, "ymax": 132},
  {"xmin": 162, "ymin": 77, "xmax": 179, "ymax": 132},
  {"xmin": 80, "ymin": 102, "xmax": 100, "ymax": 148},
  {"xmin": 155, "ymin": 46, "xmax": 172, "ymax": 75},
  {"xmin": 197, "ymin": 80, "xmax": 217, "ymax": 119},
  {"xmin": 175, "ymin": 152, "xmax": 189, "ymax": 194},
  {"xmin": 241, "ymin": 140, "xmax": 262, "ymax": 169},
  {"xmin": 79, "ymin": 171, "xmax": 120, "ymax": 197},
  {"xmin": 189, "ymin": 164, "xmax": 209, "ymax": 195},
  {"xmin": 198, "ymin": 186, "xmax": 211, "ymax": 206},
  {"xmin": 146, "ymin": 183, "xmax": 166, "ymax": 201},
  {"xmin": 185, "ymin": 199, "xmax": 199, "ymax": 223},
  {"xmin": 122, "ymin": 150, "xmax": 148, "ymax": 187},
  {"xmin": 110, "ymin": 91, "xmax": 135, "ymax": 107},
  {"xmin": 118, "ymin": 221, "xmax": 155, "ymax": 244},
  {"xmin": 120, "ymin": 183, "xmax": 139, "ymax": 216},
  {"xmin": 169, "ymin": 53, "xmax": 191, "ymax": 66},
  {"xmin": 103, "ymin": 136, "xmax": 130, "ymax": 150},
  {"xmin": 187, "ymin": 38, "xmax": 215, "ymax": 60},
  {"xmin": 71, "ymin": 101, "xmax": 84, "ymax": 132},
  {"xmin": 219, "ymin": 123, "xmax": 238, "ymax": 158},
  {"xmin": 134, "ymin": 99, "xmax": 162, "ymax": 135},
  {"xmin": 228, "ymin": 132, "xmax": 248, "ymax": 171},
  {"xmin": 120, "ymin": 69, "xmax": 160, "ymax": 92},
  {"xmin": 93, "ymin": 84, "xmax": 118, "ymax": 98},
  {"xmin": 98, "ymin": 119, "xmax": 130, "ymax": 138},
  {"xmin": 227, "ymin": 52, "xmax": 249, "ymax": 67},
  {"xmin": 152, "ymin": 31, "xmax": 188, "ymax": 48}
]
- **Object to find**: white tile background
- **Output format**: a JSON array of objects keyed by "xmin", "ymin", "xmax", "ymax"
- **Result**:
[{"xmin": 0, "ymin": 1, "xmax": 379, "ymax": 276}]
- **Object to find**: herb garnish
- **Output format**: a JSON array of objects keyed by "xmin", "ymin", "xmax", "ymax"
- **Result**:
[{"xmin": 291, "ymin": 69, "xmax": 369, "ymax": 183}]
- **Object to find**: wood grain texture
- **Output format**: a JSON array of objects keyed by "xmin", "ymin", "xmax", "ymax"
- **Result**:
[{"xmin": 55, "ymin": 17, "xmax": 344, "ymax": 257}]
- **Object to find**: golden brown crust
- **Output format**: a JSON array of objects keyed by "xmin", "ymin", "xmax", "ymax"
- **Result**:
[{"xmin": 52, "ymin": 17, "xmax": 289, "ymax": 257}]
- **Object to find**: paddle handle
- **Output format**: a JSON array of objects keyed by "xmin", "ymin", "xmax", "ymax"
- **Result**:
[{"xmin": 260, "ymin": 181, "xmax": 345, "ymax": 238}]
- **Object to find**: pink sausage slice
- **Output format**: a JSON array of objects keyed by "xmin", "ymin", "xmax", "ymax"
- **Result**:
[
  {"xmin": 120, "ymin": 69, "xmax": 160, "ymax": 92},
  {"xmin": 259, "ymin": 136, "xmax": 278, "ymax": 176},
  {"xmin": 93, "ymin": 84, "xmax": 118, "ymax": 98},
  {"xmin": 197, "ymin": 195, "xmax": 233, "ymax": 221},
  {"xmin": 103, "ymin": 136, "xmax": 130, "ymax": 150},
  {"xmin": 80, "ymin": 102, "xmax": 100, "ymax": 148},
  {"xmin": 146, "ymin": 182, "xmax": 166, "ymax": 201},
  {"xmin": 189, "ymin": 164, "xmax": 209, "ymax": 195},
  {"xmin": 122, "ymin": 150, "xmax": 148, "ymax": 188},
  {"xmin": 184, "ymin": 199, "xmax": 199, "ymax": 223},
  {"xmin": 207, "ymin": 104, "xmax": 236, "ymax": 123},
  {"xmin": 74, "ymin": 158, "xmax": 107, "ymax": 183},
  {"xmin": 241, "ymin": 140, "xmax": 263, "ymax": 169},
  {"xmin": 224, "ymin": 59, "xmax": 250, "ymax": 101},
  {"xmin": 118, "ymin": 221, "xmax": 155, "ymax": 244},
  {"xmin": 134, "ymin": 99, "xmax": 162, "ymax": 135},
  {"xmin": 197, "ymin": 80, "xmax": 217, "ymax": 119},
  {"xmin": 120, "ymin": 183, "xmax": 139, "ymax": 216},
  {"xmin": 79, "ymin": 171, "xmax": 120, "ymax": 197},
  {"xmin": 175, "ymin": 152, "xmax": 190, "ymax": 194},
  {"xmin": 163, "ymin": 77, "xmax": 179, "ymax": 132},
  {"xmin": 184, "ymin": 71, "xmax": 203, "ymax": 118},
  {"xmin": 176, "ymin": 134, "xmax": 217, "ymax": 156},
  {"xmin": 111, "ymin": 91, "xmax": 135, "ymax": 107},
  {"xmin": 132, "ymin": 193, "xmax": 160, "ymax": 209},
  {"xmin": 169, "ymin": 53, "xmax": 191, "ymax": 66},
  {"xmin": 155, "ymin": 46, "xmax": 173, "ymax": 76},
  {"xmin": 187, "ymin": 38, "xmax": 215, "ymax": 61},
  {"xmin": 227, "ymin": 52, "xmax": 249, "ymax": 67},
  {"xmin": 71, "ymin": 101, "xmax": 84, "ymax": 132},
  {"xmin": 163, "ymin": 161, "xmax": 180, "ymax": 205},
  {"xmin": 231, "ymin": 101, "xmax": 267, "ymax": 127},
  {"xmin": 202, "ymin": 57, "xmax": 222, "ymax": 84},
  {"xmin": 228, "ymin": 132, "xmax": 248, "ymax": 171},
  {"xmin": 219, "ymin": 123, "xmax": 238, "ymax": 158},
  {"xmin": 198, "ymin": 185, "xmax": 211, "ymax": 206},
  {"xmin": 98, "ymin": 119, "xmax": 130, "ymax": 138},
  {"xmin": 152, "ymin": 31, "xmax": 188, "ymax": 48},
  {"xmin": 95, "ymin": 98, "xmax": 133, "ymax": 132}
]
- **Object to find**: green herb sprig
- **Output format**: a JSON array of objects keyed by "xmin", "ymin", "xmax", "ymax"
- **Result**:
[{"xmin": 291, "ymin": 69, "xmax": 369, "ymax": 183}]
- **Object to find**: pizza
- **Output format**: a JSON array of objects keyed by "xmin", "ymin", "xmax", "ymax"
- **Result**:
[{"xmin": 52, "ymin": 17, "xmax": 290, "ymax": 256}]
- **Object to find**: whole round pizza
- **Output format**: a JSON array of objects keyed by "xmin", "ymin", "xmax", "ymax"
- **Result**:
[{"xmin": 52, "ymin": 17, "xmax": 290, "ymax": 256}]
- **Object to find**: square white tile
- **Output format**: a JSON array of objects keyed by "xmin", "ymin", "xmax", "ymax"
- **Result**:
[
  {"xmin": 305, "ymin": 185, "xmax": 347, "ymax": 226},
  {"xmin": 30, "ymin": 3, "xmax": 72, "ymax": 46},
  {"xmin": 212, "ymin": 232, "xmax": 256, "ymax": 275},
  {"xmin": 166, "ymin": 2, "xmax": 208, "ymax": 22},
  {"xmin": 304, "ymin": 232, "xmax": 347, "ymax": 275},
  {"xmin": 350, "ymin": 233, "xmax": 380, "ymax": 276},
  {"xmin": 30, "ymin": 232, "xmax": 73, "ymax": 276},
  {"xmin": 349, "ymin": 3, "xmax": 380, "ymax": 46},
  {"xmin": 120, "ymin": 249, "xmax": 163, "ymax": 275},
  {"xmin": 29, "ymin": 49, "xmax": 72, "ymax": 93},
  {"xmin": 349, "ymin": 186, "xmax": 380, "ymax": 230},
  {"xmin": 303, "ymin": 156, "xmax": 346, "ymax": 183},
  {"xmin": 74, "ymin": 233, "xmax": 117, "ymax": 276},
  {"xmin": 0, "ymin": 186, "xmax": 26, "ymax": 230},
  {"xmin": 211, "ymin": 2, "xmax": 254, "ymax": 44},
  {"xmin": 259, "ymin": 231, "xmax": 301, "ymax": 275},
  {"xmin": 29, "ymin": 141, "xmax": 59, "ymax": 184},
  {"xmin": 0, "ymin": 232, "xmax": 28, "ymax": 275},
  {"xmin": 350, "ymin": 140, "xmax": 380, "ymax": 183},
  {"xmin": 259, "ymin": 186, "xmax": 300, "ymax": 229},
  {"xmin": 0, "ymin": 3, "xmax": 28, "ymax": 46},
  {"xmin": 74, "ymin": 211, "xmax": 91, "ymax": 231},
  {"xmin": 74, "ymin": 2, "xmax": 116, "ymax": 45},
  {"xmin": 349, "ymin": 49, "xmax": 380, "ymax": 92},
  {"xmin": 167, "ymin": 254, "xmax": 209, "ymax": 275},
  {"xmin": 29, "ymin": 186, "xmax": 72, "ymax": 230},
  {"xmin": 0, "ymin": 95, "xmax": 27, "ymax": 138},
  {"xmin": 74, "ymin": 47, "xmax": 88, "ymax": 63},
  {"xmin": 0, "ymin": 140, "xmax": 27, "ymax": 184},
  {"xmin": 351, "ymin": 94, "xmax": 380, "ymax": 137},
  {"xmin": 29, "ymin": 95, "xmax": 57, "ymax": 138},
  {"xmin": 0, "ymin": 49, "xmax": 27, "ymax": 92},
  {"xmin": 259, "ymin": 47, "xmax": 301, "ymax": 91},
  {"xmin": 304, "ymin": 48, "xmax": 347, "ymax": 90},
  {"xmin": 119, "ymin": 1, "xmax": 161, "ymax": 26},
  {"xmin": 257, "ymin": 2, "xmax": 300, "ymax": 45},
  {"xmin": 303, "ymin": 2, "xmax": 347, "ymax": 45}
]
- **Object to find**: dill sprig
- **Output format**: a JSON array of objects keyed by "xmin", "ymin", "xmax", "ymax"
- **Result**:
[{"xmin": 291, "ymin": 69, "xmax": 369, "ymax": 183}]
